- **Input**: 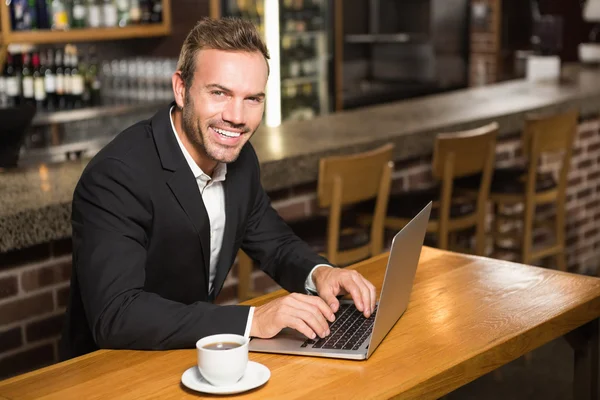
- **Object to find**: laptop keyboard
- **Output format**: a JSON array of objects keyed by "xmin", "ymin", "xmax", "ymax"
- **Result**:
[{"xmin": 301, "ymin": 303, "xmax": 378, "ymax": 351}]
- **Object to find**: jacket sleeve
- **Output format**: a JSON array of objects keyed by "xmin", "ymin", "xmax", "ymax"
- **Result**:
[
  {"xmin": 240, "ymin": 147, "xmax": 331, "ymax": 294},
  {"xmin": 72, "ymin": 157, "xmax": 250, "ymax": 350}
]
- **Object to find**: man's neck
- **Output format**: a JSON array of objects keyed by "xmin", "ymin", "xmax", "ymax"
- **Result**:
[{"xmin": 171, "ymin": 107, "xmax": 217, "ymax": 177}]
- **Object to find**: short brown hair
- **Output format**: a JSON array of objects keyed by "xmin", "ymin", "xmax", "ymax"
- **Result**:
[{"xmin": 177, "ymin": 17, "xmax": 270, "ymax": 89}]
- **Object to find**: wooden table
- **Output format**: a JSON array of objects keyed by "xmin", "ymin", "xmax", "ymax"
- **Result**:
[{"xmin": 1, "ymin": 247, "xmax": 600, "ymax": 399}]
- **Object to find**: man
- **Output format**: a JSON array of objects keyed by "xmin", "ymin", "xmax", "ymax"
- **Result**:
[{"xmin": 60, "ymin": 17, "xmax": 376, "ymax": 360}]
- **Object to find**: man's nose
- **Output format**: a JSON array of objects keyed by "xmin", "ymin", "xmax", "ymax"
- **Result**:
[{"xmin": 222, "ymin": 98, "xmax": 245, "ymax": 126}]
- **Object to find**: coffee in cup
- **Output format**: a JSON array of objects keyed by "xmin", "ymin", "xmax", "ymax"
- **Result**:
[{"xmin": 196, "ymin": 334, "xmax": 249, "ymax": 386}]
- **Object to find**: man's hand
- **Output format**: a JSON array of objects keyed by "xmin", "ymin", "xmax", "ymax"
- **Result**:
[
  {"xmin": 250, "ymin": 293, "xmax": 335, "ymax": 339},
  {"xmin": 312, "ymin": 266, "xmax": 377, "ymax": 318}
]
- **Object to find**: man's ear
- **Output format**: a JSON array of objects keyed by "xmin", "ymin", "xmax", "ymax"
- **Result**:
[{"xmin": 172, "ymin": 71, "xmax": 186, "ymax": 109}]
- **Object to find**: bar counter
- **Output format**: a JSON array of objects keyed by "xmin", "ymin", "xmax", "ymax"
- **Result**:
[{"xmin": 2, "ymin": 65, "xmax": 600, "ymax": 252}]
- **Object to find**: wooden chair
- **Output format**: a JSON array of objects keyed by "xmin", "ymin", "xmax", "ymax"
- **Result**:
[
  {"xmin": 315, "ymin": 143, "xmax": 394, "ymax": 266},
  {"xmin": 236, "ymin": 143, "xmax": 394, "ymax": 301},
  {"xmin": 486, "ymin": 109, "xmax": 578, "ymax": 270},
  {"xmin": 383, "ymin": 123, "xmax": 498, "ymax": 256}
]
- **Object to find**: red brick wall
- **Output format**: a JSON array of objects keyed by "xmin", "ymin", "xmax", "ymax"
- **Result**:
[
  {"xmin": 0, "ymin": 241, "xmax": 71, "ymax": 379},
  {"xmin": 1, "ymin": 116, "xmax": 599, "ymax": 379}
]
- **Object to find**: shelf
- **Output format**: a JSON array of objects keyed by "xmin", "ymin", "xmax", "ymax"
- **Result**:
[
  {"xmin": 345, "ymin": 33, "xmax": 429, "ymax": 45},
  {"xmin": 31, "ymin": 99, "xmax": 169, "ymax": 126},
  {"xmin": 3, "ymin": 24, "xmax": 171, "ymax": 45}
]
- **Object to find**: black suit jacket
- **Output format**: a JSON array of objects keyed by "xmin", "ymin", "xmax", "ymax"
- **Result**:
[{"xmin": 60, "ymin": 104, "xmax": 329, "ymax": 360}]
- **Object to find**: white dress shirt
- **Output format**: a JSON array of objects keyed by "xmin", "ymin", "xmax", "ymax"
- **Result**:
[{"xmin": 169, "ymin": 107, "xmax": 330, "ymax": 338}]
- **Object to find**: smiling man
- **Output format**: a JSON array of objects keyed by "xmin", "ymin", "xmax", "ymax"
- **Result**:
[{"xmin": 60, "ymin": 17, "xmax": 376, "ymax": 359}]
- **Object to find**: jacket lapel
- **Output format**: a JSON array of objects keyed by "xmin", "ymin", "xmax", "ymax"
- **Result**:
[
  {"xmin": 166, "ymin": 170, "xmax": 211, "ymax": 285},
  {"xmin": 210, "ymin": 175, "xmax": 239, "ymax": 300},
  {"xmin": 151, "ymin": 103, "xmax": 211, "ymax": 288}
]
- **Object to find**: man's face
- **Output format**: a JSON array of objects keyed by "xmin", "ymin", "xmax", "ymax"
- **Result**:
[{"xmin": 181, "ymin": 49, "xmax": 268, "ymax": 165}]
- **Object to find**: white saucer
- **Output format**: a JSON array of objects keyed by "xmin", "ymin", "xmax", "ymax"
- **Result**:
[{"xmin": 181, "ymin": 361, "xmax": 270, "ymax": 395}]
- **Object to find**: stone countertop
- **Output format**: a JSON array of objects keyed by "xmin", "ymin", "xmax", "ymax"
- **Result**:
[{"xmin": 2, "ymin": 65, "xmax": 600, "ymax": 252}]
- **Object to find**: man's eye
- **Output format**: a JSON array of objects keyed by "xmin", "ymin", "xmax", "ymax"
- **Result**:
[
  {"xmin": 248, "ymin": 97, "xmax": 262, "ymax": 103},
  {"xmin": 212, "ymin": 91, "xmax": 224, "ymax": 96}
]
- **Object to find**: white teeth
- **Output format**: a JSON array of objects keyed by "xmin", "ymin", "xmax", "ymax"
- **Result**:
[{"xmin": 213, "ymin": 127, "xmax": 241, "ymax": 138}]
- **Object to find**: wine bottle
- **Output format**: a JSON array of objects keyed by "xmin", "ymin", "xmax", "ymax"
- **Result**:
[
  {"xmin": 21, "ymin": 53, "xmax": 35, "ymax": 107},
  {"xmin": 51, "ymin": 0, "xmax": 70, "ymax": 30},
  {"xmin": 33, "ymin": 52, "xmax": 47, "ymax": 109},
  {"xmin": 87, "ymin": 47, "xmax": 102, "ymax": 106},
  {"xmin": 87, "ymin": 0, "xmax": 102, "ymax": 27},
  {"xmin": 63, "ymin": 47, "xmax": 73, "ymax": 109},
  {"xmin": 0, "ymin": 61, "xmax": 7, "ymax": 108},
  {"xmin": 116, "ymin": 0, "xmax": 129, "ymax": 26},
  {"xmin": 55, "ymin": 49, "xmax": 66, "ymax": 109},
  {"xmin": 44, "ymin": 49, "xmax": 57, "ymax": 110},
  {"xmin": 71, "ymin": 49, "xmax": 84, "ymax": 108},
  {"xmin": 150, "ymin": 0, "xmax": 161, "ymax": 23},
  {"xmin": 102, "ymin": 0, "xmax": 118, "ymax": 27},
  {"xmin": 5, "ymin": 53, "xmax": 20, "ymax": 107},
  {"xmin": 71, "ymin": 0, "xmax": 87, "ymax": 28}
]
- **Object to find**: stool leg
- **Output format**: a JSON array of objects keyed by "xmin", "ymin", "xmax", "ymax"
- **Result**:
[
  {"xmin": 555, "ymin": 200, "xmax": 568, "ymax": 272},
  {"xmin": 522, "ymin": 200, "xmax": 535, "ymax": 265},
  {"xmin": 556, "ymin": 251, "xmax": 567, "ymax": 272}
]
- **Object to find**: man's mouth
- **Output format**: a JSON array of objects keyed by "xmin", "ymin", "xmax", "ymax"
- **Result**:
[{"xmin": 212, "ymin": 126, "xmax": 242, "ymax": 138}]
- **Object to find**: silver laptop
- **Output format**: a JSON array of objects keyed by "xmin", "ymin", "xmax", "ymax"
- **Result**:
[{"xmin": 249, "ymin": 202, "xmax": 432, "ymax": 360}]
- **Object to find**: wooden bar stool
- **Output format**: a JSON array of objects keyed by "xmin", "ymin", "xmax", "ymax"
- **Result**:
[
  {"xmin": 236, "ymin": 143, "xmax": 394, "ymax": 301},
  {"xmin": 487, "ymin": 110, "xmax": 578, "ymax": 270},
  {"xmin": 383, "ymin": 123, "xmax": 498, "ymax": 256}
]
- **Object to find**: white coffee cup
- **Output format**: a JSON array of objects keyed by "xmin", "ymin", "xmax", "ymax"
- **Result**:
[{"xmin": 196, "ymin": 334, "xmax": 249, "ymax": 386}]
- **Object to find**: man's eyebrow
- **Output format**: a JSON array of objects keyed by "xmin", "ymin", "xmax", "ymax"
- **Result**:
[
  {"xmin": 205, "ymin": 84, "xmax": 265, "ymax": 99},
  {"xmin": 205, "ymin": 84, "xmax": 232, "ymax": 93}
]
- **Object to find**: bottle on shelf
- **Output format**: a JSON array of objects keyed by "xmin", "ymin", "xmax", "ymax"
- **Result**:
[
  {"xmin": 129, "ymin": 0, "xmax": 141, "ymax": 24},
  {"xmin": 4, "ymin": 53, "xmax": 21, "ymax": 107},
  {"xmin": 87, "ymin": 0, "xmax": 102, "ymax": 27},
  {"xmin": 51, "ymin": 0, "xmax": 70, "ymax": 30},
  {"xmin": 115, "ymin": 0, "xmax": 129, "ymax": 26},
  {"xmin": 300, "ymin": 36, "xmax": 318, "ymax": 76},
  {"xmin": 0, "ymin": 66, "xmax": 6, "ymax": 108},
  {"xmin": 63, "ymin": 46, "xmax": 73, "ymax": 108},
  {"xmin": 140, "ymin": 0, "xmax": 151, "ymax": 24},
  {"xmin": 25, "ymin": 0, "xmax": 38, "ymax": 29},
  {"xmin": 150, "ymin": 0, "xmax": 162, "ymax": 23},
  {"xmin": 55, "ymin": 48, "xmax": 66, "ymax": 109},
  {"xmin": 288, "ymin": 37, "xmax": 301, "ymax": 78},
  {"xmin": 102, "ymin": 0, "xmax": 118, "ymax": 27},
  {"xmin": 44, "ymin": 49, "xmax": 57, "ymax": 110},
  {"xmin": 36, "ymin": 0, "xmax": 51, "ymax": 29},
  {"xmin": 21, "ymin": 53, "xmax": 35, "ymax": 107},
  {"xmin": 71, "ymin": 0, "xmax": 87, "ymax": 28},
  {"xmin": 86, "ymin": 47, "xmax": 102, "ymax": 106},
  {"xmin": 71, "ymin": 47, "xmax": 84, "ymax": 108},
  {"xmin": 33, "ymin": 52, "xmax": 47, "ymax": 109},
  {"xmin": 10, "ymin": 0, "xmax": 28, "ymax": 30}
]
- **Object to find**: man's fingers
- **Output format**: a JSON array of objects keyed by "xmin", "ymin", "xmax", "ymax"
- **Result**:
[
  {"xmin": 287, "ymin": 295, "xmax": 331, "ymax": 336},
  {"xmin": 308, "ymin": 292, "xmax": 337, "ymax": 319},
  {"xmin": 288, "ymin": 317, "xmax": 318, "ymax": 340},
  {"xmin": 350, "ymin": 273, "xmax": 373, "ymax": 317},
  {"xmin": 367, "ymin": 281, "xmax": 377, "ymax": 313}
]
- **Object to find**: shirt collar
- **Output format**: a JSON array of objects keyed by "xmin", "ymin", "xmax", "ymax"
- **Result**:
[{"xmin": 169, "ymin": 106, "xmax": 227, "ymax": 183}]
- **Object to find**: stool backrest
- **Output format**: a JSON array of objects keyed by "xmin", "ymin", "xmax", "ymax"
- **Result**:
[
  {"xmin": 522, "ymin": 108, "xmax": 578, "ymax": 207},
  {"xmin": 522, "ymin": 109, "xmax": 578, "ymax": 156},
  {"xmin": 318, "ymin": 143, "xmax": 394, "ymax": 208},
  {"xmin": 317, "ymin": 143, "xmax": 394, "ymax": 265},
  {"xmin": 432, "ymin": 122, "xmax": 499, "ymax": 180},
  {"xmin": 431, "ymin": 122, "xmax": 498, "ymax": 254}
]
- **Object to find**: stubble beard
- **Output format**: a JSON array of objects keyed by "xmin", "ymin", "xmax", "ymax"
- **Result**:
[{"xmin": 181, "ymin": 94, "xmax": 251, "ymax": 165}]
